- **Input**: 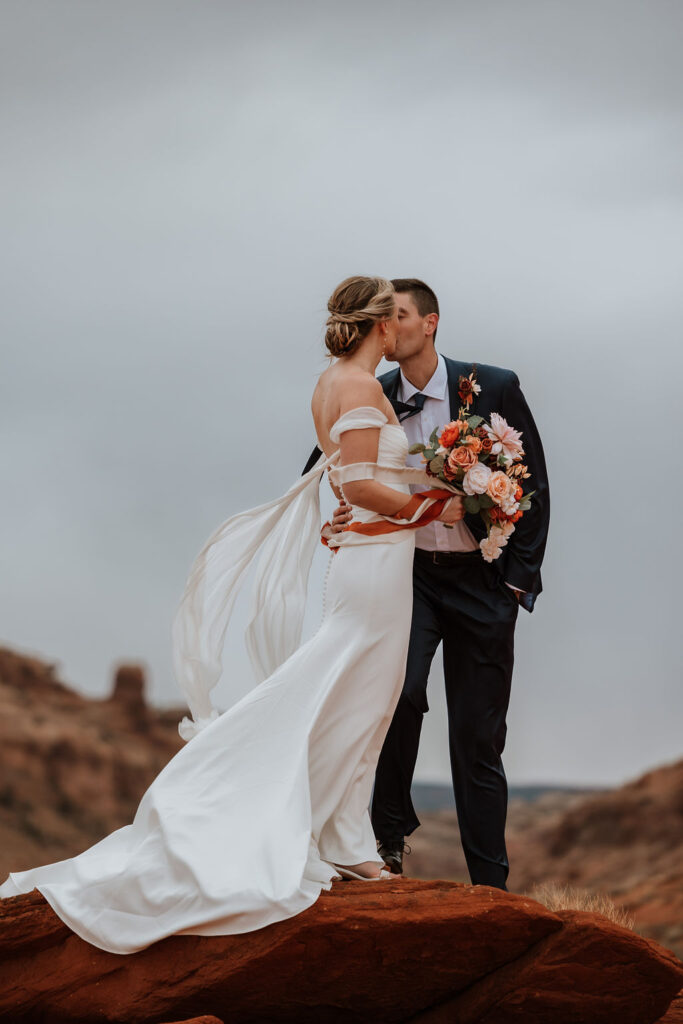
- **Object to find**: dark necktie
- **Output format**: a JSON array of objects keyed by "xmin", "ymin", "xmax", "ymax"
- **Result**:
[{"xmin": 398, "ymin": 392, "xmax": 427, "ymax": 422}]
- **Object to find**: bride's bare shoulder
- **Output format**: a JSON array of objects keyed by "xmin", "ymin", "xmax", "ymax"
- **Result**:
[
  {"xmin": 312, "ymin": 365, "xmax": 383, "ymax": 419},
  {"xmin": 312, "ymin": 367, "xmax": 388, "ymax": 453},
  {"xmin": 335, "ymin": 369, "xmax": 384, "ymax": 414}
]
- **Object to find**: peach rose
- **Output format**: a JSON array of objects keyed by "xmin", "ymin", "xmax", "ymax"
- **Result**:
[
  {"xmin": 448, "ymin": 446, "xmax": 478, "ymax": 472},
  {"xmin": 487, "ymin": 470, "xmax": 515, "ymax": 505},
  {"xmin": 463, "ymin": 435, "xmax": 482, "ymax": 454}
]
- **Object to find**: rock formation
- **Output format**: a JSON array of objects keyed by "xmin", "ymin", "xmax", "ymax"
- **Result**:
[
  {"xmin": 1, "ymin": 880, "xmax": 681, "ymax": 1023},
  {"xmin": 0, "ymin": 646, "xmax": 184, "ymax": 878}
]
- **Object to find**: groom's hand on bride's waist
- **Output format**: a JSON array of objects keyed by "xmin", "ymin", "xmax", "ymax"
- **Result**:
[
  {"xmin": 331, "ymin": 498, "xmax": 353, "ymax": 533},
  {"xmin": 329, "ymin": 494, "xmax": 466, "ymax": 532}
]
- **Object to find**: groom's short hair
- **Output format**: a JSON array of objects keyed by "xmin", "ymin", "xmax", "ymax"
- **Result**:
[{"xmin": 391, "ymin": 278, "xmax": 439, "ymax": 340}]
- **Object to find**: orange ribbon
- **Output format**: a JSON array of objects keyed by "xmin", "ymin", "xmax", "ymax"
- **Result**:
[{"xmin": 321, "ymin": 489, "xmax": 450, "ymax": 547}]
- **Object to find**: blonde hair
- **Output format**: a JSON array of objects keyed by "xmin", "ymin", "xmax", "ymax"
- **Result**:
[{"xmin": 325, "ymin": 276, "xmax": 395, "ymax": 358}]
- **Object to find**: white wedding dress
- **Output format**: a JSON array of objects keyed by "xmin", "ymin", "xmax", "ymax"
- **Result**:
[{"xmin": 0, "ymin": 407, "xmax": 443, "ymax": 954}]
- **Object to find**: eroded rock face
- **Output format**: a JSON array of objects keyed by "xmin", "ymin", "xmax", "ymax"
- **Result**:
[
  {"xmin": 0, "ymin": 647, "xmax": 184, "ymax": 877},
  {"xmin": 0, "ymin": 881, "xmax": 681, "ymax": 1024},
  {"xmin": 657, "ymin": 990, "xmax": 683, "ymax": 1023},
  {"xmin": 158, "ymin": 1018, "xmax": 225, "ymax": 1024},
  {"xmin": 409, "ymin": 758, "xmax": 683, "ymax": 961}
]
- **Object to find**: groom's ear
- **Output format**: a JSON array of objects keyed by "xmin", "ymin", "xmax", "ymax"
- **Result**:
[{"xmin": 424, "ymin": 313, "xmax": 439, "ymax": 339}]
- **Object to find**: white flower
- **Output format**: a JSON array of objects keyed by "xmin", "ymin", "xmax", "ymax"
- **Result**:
[
  {"xmin": 486, "ymin": 412, "xmax": 525, "ymax": 461},
  {"xmin": 480, "ymin": 529, "xmax": 507, "ymax": 562},
  {"xmin": 500, "ymin": 496, "xmax": 520, "ymax": 516},
  {"xmin": 497, "ymin": 520, "xmax": 516, "ymax": 540},
  {"xmin": 492, "ymin": 525, "xmax": 510, "ymax": 547},
  {"xmin": 463, "ymin": 461, "xmax": 492, "ymax": 495}
]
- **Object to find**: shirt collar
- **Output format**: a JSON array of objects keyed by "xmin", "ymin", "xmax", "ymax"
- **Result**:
[{"xmin": 399, "ymin": 352, "xmax": 448, "ymax": 402}]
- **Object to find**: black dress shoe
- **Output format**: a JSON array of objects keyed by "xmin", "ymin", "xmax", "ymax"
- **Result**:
[{"xmin": 377, "ymin": 839, "xmax": 411, "ymax": 875}]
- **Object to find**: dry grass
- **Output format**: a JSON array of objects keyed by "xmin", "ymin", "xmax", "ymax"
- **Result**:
[{"xmin": 527, "ymin": 882, "xmax": 635, "ymax": 930}]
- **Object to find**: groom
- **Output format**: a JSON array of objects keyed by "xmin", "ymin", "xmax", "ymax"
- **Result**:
[{"xmin": 303, "ymin": 279, "xmax": 550, "ymax": 891}]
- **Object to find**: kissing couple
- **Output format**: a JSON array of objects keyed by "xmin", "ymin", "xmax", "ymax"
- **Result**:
[{"xmin": 0, "ymin": 276, "xmax": 550, "ymax": 954}]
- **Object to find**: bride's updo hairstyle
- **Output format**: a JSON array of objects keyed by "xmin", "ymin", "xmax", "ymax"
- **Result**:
[{"xmin": 325, "ymin": 276, "xmax": 395, "ymax": 358}]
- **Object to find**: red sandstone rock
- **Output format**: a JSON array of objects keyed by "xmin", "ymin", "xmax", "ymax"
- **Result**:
[
  {"xmin": 657, "ymin": 990, "xmax": 683, "ymax": 1023},
  {"xmin": 158, "ymin": 1018, "xmax": 224, "ymax": 1024},
  {"xmin": 0, "ymin": 880, "xmax": 680, "ymax": 1023},
  {"xmin": 0, "ymin": 646, "xmax": 185, "ymax": 879}
]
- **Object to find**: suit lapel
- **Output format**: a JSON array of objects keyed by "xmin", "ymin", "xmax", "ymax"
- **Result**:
[{"xmin": 379, "ymin": 368, "xmax": 401, "ymax": 408}]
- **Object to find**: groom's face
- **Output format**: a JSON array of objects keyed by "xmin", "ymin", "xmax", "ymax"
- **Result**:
[{"xmin": 388, "ymin": 292, "xmax": 436, "ymax": 363}]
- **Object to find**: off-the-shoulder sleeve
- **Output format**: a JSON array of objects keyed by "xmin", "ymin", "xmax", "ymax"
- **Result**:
[{"xmin": 329, "ymin": 406, "xmax": 388, "ymax": 444}]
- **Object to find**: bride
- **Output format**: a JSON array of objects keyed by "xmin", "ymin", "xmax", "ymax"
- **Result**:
[{"xmin": 0, "ymin": 276, "xmax": 464, "ymax": 954}]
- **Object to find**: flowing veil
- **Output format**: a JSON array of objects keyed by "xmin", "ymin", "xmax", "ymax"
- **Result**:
[{"xmin": 172, "ymin": 448, "xmax": 339, "ymax": 740}]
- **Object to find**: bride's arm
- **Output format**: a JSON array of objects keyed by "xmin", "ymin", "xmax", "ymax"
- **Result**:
[
  {"xmin": 332, "ymin": 378, "xmax": 411, "ymax": 516},
  {"xmin": 335, "ymin": 379, "xmax": 461, "ymax": 521}
]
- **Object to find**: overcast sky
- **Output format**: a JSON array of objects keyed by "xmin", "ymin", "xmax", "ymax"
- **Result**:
[{"xmin": 1, "ymin": 0, "xmax": 681, "ymax": 787}]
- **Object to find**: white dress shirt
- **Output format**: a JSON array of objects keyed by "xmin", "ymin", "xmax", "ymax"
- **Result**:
[{"xmin": 400, "ymin": 354, "xmax": 479, "ymax": 553}]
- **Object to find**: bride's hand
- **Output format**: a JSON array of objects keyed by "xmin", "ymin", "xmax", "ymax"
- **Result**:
[
  {"xmin": 437, "ymin": 496, "xmax": 465, "ymax": 524},
  {"xmin": 331, "ymin": 498, "xmax": 353, "ymax": 533}
]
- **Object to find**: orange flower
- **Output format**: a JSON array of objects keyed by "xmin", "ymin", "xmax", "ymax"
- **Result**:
[
  {"xmin": 448, "ymin": 446, "xmax": 478, "ymax": 472},
  {"xmin": 480, "ymin": 437, "xmax": 494, "ymax": 454},
  {"xmin": 439, "ymin": 421, "xmax": 463, "ymax": 447},
  {"xmin": 511, "ymin": 510, "xmax": 524, "ymax": 522},
  {"xmin": 463, "ymin": 435, "xmax": 482, "ymax": 454},
  {"xmin": 515, "ymin": 485, "xmax": 523, "ymax": 501}
]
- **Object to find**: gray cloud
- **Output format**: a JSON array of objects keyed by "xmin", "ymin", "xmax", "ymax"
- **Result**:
[{"xmin": 1, "ymin": 0, "xmax": 682, "ymax": 787}]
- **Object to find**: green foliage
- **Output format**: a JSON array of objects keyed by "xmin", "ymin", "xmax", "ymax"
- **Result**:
[
  {"xmin": 518, "ymin": 488, "xmax": 535, "ymax": 512},
  {"xmin": 409, "ymin": 443, "xmax": 426, "ymax": 454},
  {"xmin": 464, "ymin": 496, "xmax": 481, "ymax": 514}
]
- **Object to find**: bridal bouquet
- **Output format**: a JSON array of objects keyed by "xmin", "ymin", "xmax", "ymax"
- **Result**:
[{"xmin": 409, "ymin": 372, "xmax": 534, "ymax": 562}]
